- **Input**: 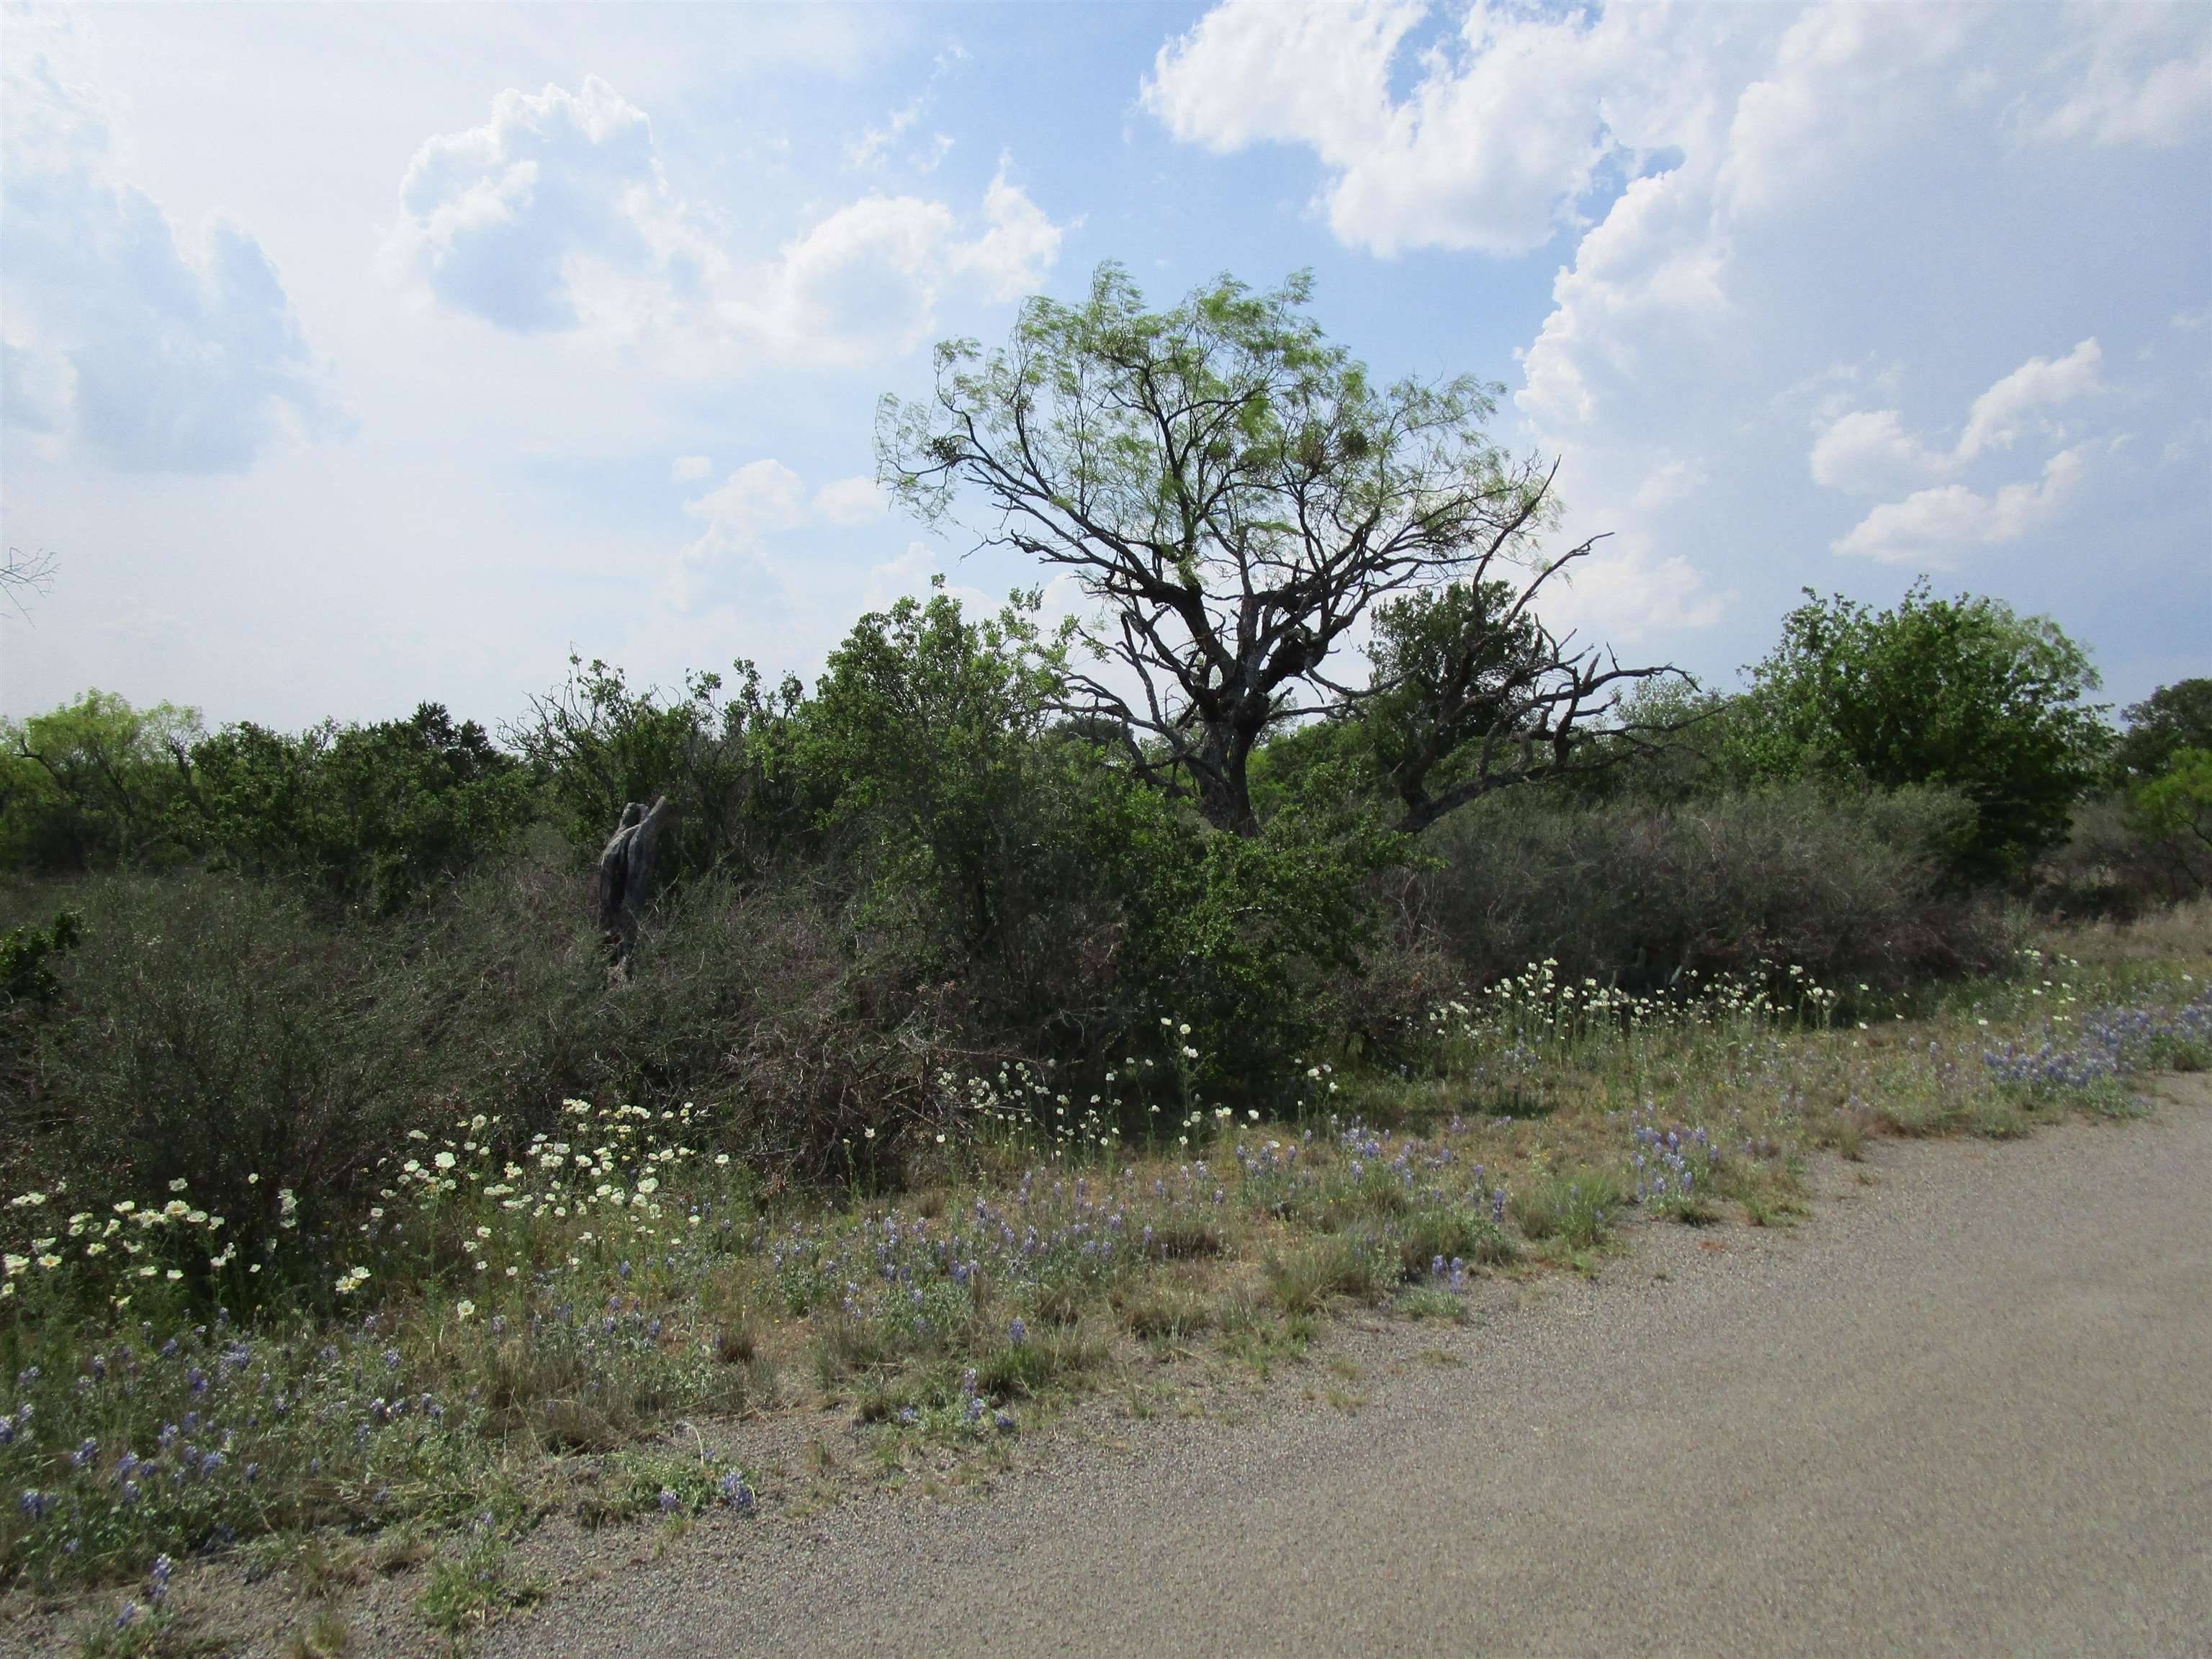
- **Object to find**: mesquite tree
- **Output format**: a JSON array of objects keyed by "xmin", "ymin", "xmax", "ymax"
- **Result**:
[{"xmin": 878, "ymin": 263, "xmax": 1675, "ymax": 836}]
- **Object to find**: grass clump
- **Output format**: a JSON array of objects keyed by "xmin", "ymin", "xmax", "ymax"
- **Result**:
[
  {"xmin": 1509, "ymin": 1167, "xmax": 1629, "ymax": 1251},
  {"xmin": 416, "ymin": 1530, "xmax": 541, "ymax": 1649}
]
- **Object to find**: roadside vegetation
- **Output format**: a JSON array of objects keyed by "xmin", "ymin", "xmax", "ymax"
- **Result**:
[{"xmin": 3, "ymin": 265, "xmax": 2208, "ymax": 1653}]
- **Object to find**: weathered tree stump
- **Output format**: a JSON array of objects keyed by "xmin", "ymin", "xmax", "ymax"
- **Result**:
[{"xmin": 595, "ymin": 795, "xmax": 674, "ymax": 981}]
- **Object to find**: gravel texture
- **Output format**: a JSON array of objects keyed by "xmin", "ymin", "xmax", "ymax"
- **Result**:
[{"xmin": 481, "ymin": 1074, "xmax": 2212, "ymax": 1659}]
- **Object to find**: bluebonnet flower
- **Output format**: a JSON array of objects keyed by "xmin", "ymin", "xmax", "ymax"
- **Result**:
[
  {"xmin": 18, "ymin": 1490, "xmax": 48, "ymax": 1521},
  {"xmin": 656, "ymin": 1488, "xmax": 680, "ymax": 1515},
  {"xmin": 994, "ymin": 1409, "xmax": 1015, "ymax": 1431},
  {"xmin": 148, "ymin": 1555, "xmax": 174, "ymax": 1603},
  {"xmin": 719, "ymin": 1470, "xmax": 755, "ymax": 1513},
  {"xmin": 1009, "ymin": 1318, "xmax": 1027, "ymax": 1346},
  {"xmin": 70, "ymin": 1438, "xmax": 97, "ymax": 1469}
]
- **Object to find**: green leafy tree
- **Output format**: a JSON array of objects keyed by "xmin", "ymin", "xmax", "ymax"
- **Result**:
[
  {"xmin": 878, "ymin": 262, "xmax": 1669, "ymax": 837},
  {"xmin": 1732, "ymin": 581, "xmax": 2107, "ymax": 880},
  {"xmin": 512, "ymin": 656, "xmax": 808, "ymax": 882},
  {"xmin": 2110, "ymin": 678, "xmax": 2212, "ymax": 784},
  {"xmin": 185, "ymin": 703, "xmax": 538, "ymax": 913},
  {"xmin": 803, "ymin": 581, "xmax": 1069, "ymax": 957},
  {"xmin": 0, "ymin": 690, "xmax": 203, "ymax": 870},
  {"xmin": 2129, "ymin": 747, "xmax": 2212, "ymax": 859}
]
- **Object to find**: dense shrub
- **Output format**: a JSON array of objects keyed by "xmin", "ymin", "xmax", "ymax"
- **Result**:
[
  {"xmin": 1411, "ymin": 783, "xmax": 2008, "ymax": 997},
  {"xmin": 2, "ymin": 694, "xmax": 536, "ymax": 913},
  {"xmin": 1726, "ymin": 583, "xmax": 2107, "ymax": 881},
  {"xmin": 0, "ymin": 838, "xmax": 963, "ymax": 1254},
  {"xmin": 2108, "ymin": 678, "xmax": 2212, "ymax": 784},
  {"xmin": 509, "ymin": 655, "xmax": 811, "ymax": 884},
  {"xmin": 2035, "ymin": 774, "xmax": 2212, "ymax": 918},
  {"xmin": 185, "ymin": 703, "xmax": 539, "ymax": 914},
  {"xmin": 0, "ymin": 691, "xmax": 202, "ymax": 871}
]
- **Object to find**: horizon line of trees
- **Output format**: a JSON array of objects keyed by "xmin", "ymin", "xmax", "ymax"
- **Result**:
[{"xmin": 1, "ymin": 577, "xmax": 2204, "ymax": 909}]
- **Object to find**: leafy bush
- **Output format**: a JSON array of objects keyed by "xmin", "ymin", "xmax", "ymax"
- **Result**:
[
  {"xmin": 510, "ymin": 655, "xmax": 811, "ymax": 885},
  {"xmin": 2108, "ymin": 678, "xmax": 2212, "ymax": 785},
  {"xmin": 0, "ymin": 692, "xmax": 203, "ymax": 872},
  {"xmin": 1413, "ymin": 783, "xmax": 2008, "ymax": 996},
  {"xmin": 1726, "ymin": 582, "xmax": 2107, "ymax": 881},
  {"xmin": 0, "ymin": 909, "xmax": 79, "ymax": 1007},
  {"xmin": 185, "ymin": 703, "xmax": 538, "ymax": 914}
]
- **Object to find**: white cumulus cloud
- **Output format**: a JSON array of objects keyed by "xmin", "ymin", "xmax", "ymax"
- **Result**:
[
  {"xmin": 812, "ymin": 476, "xmax": 884, "ymax": 525},
  {"xmin": 2027, "ymin": 2, "xmax": 2212, "ymax": 148},
  {"xmin": 680, "ymin": 459, "xmax": 806, "ymax": 570},
  {"xmin": 1956, "ymin": 338, "xmax": 2102, "ymax": 461},
  {"xmin": 1144, "ymin": 0, "xmax": 1717, "ymax": 257},
  {"xmin": 1833, "ymin": 447, "xmax": 2085, "ymax": 565},
  {"xmin": 395, "ymin": 80, "xmax": 1064, "ymax": 367},
  {"xmin": 1, "ymin": 28, "xmax": 346, "ymax": 472}
]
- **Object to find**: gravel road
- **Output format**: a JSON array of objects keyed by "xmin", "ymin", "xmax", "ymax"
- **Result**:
[{"xmin": 492, "ymin": 1076, "xmax": 2212, "ymax": 1659}]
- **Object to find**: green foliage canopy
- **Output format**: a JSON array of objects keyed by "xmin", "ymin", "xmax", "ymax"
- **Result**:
[
  {"xmin": 1731, "ymin": 581, "xmax": 2107, "ymax": 880},
  {"xmin": 877, "ymin": 262, "xmax": 1638, "ymax": 837},
  {"xmin": 2111, "ymin": 678, "xmax": 2212, "ymax": 785}
]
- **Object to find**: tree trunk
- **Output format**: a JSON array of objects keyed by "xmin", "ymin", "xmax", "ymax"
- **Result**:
[{"xmin": 596, "ymin": 796, "xmax": 674, "ymax": 979}]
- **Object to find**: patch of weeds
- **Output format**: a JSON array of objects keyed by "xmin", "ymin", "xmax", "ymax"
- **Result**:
[
  {"xmin": 288, "ymin": 1534, "xmax": 369, "ymax": 1598},
  {"xmin": 1629, "ymin": 1108, "xmax": 1725, "ymax": 1223},
  {"xmin": 974, "ymin": 1324, "xmax": 1102, "ymax": 1401},
  {"xmin": 575, "ymin": 1443, "xmax": 747, "ymax": 1528},
  {"xmin": 2150, "ymin": 1033, "xmax": 2210, "ymax": 1072},
  {"xmin": 1145, "ymin": 1217, "xmax": 1226, "ymax": 1259},
  {"xmin": 75, "ymin": 1560, "xmax": 222, "ymax": 1659},
  {"xmin": 1876, "ymin": 1094, "xmax": 1963, "ymax": 1137},
  {"xmin": 1739, "ymin": 1190, "xmax": 1806, "ymax": 1228},
  {"xmin": 1113, "ymin": 1283, "xmax": 1216, "ymax": 1347},
  {"xmin": 1263, "ymin": 1233, "xmax": 1390, "ymax": 1314},
  {"xmin": 1815, "ymin": 1107, "xmax": 1874, "ymax": 1161},
  {"xmin": 416, "ymin": 1532, "xmax": 541, "ymax": 1650},
  {"xmin": 284, "ymin": 1608, "xmax": 352, "ymax": 1659},
  {"xmin": 1393, "ymin": 1203, "xmax": 1516, "ymax": 1278},
  {"xmin": 372, "ymin": 1527, "xmax": 434, "ymax": 1577},
  {"xmin": 811, "ymin": 1313, "xmax": 907, "ymax": 1389},
  {"xmin": 1395, "ymin": 1285, "xmax": 1468, "ymax": 1323},
  {"xmin": 1969, "ymin": 1094, "xmax": 2037, "ymax": 1138},
  {"xmin": 1215, "ymin": 1296, "xmax": 1313, "ymax": 1377},
  {"xmin": 1509, "ymin": 1167, "xmax": 1627, "ymax": 1251}
]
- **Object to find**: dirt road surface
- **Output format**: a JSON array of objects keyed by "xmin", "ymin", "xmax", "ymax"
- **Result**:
[{"xmin": 491, "ymin": 1077, "xmax": 2212, "ymax": 1659}]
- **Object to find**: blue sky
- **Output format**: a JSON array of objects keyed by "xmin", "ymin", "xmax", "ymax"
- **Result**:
[{"xmin": 2, "ymin": 1, "xmax": 2206, "ymax": 732}]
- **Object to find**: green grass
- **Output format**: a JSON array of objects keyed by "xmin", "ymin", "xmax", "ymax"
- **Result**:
[{"xmin": 416, "ymin": 1533, "xmax": 541, "ymax": 1651}]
